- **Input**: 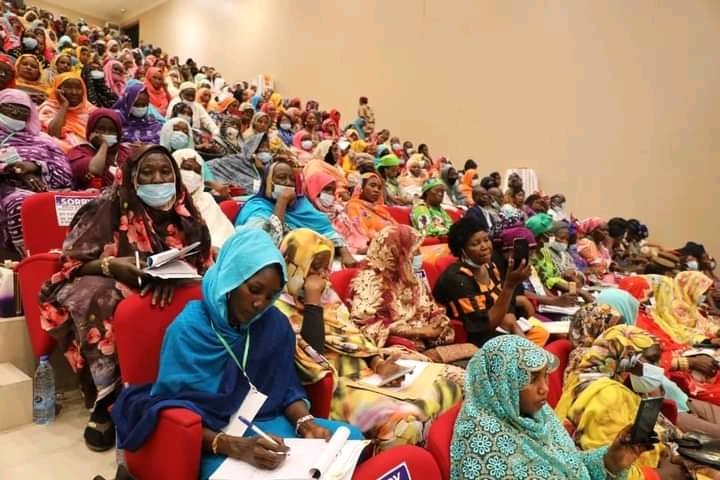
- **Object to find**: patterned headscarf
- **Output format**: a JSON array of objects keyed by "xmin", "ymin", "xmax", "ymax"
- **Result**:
[
  {"xmin": 576, "ymin": 217, "xmax": 605, "ymax": 237},
  {"xmin": 451, "ymin": 336, "xmax": 599, "ymax": 480},
  {"xmin": 279, "ymin": 228, "xmax": 334, "ymax": 298},
  {"xmin": 595, "ymin": 289, "xmax": 640, "ymax": 326},
  {"xmin": 364, "ymin": 224, "xmax": 420, "ymax": 286},
  {"xmin": 576, "ymin": 325, "xmax": 656, "ymax": 378}
]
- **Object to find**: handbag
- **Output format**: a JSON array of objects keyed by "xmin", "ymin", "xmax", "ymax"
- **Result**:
[{"xmin": 677, "ymin": 431, "xmax": 720, "ymax": 470}]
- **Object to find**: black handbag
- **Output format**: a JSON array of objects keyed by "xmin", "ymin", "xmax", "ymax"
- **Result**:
[{"xmin": 677, "ymin": 431, "xmax": 720, "ymax": 470}]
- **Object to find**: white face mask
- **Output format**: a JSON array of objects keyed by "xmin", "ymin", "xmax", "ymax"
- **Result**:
[
  {"xmin": 280, "ymin": 122, "xmax": 292, "ymax": 130},
  {"xmin": 226, "ymin": 127, "xmax": 239, "ymax": 139},
  {"xmin": 301, "ymin": 140, "xmax": 313, "ymax": 151},
  {"xmin": 272, "ymin": 184, "xmax": 294, "ymax": 200},
  {"xmin": 89, "ymin": 70, "xmax": 105, "ymax": 80},
  {"xmin": 629, "ymin": 362, "xmax": 665, "ymax": 394},
  {"xmin": 180, "ymin": 169, "xmax": 203, "ymax": 194},
  {"xmin": 169, "ymin": 131, "xmax": 189, "ymax": 151},
  {"xmin": 392, "ymin": 143, "xmax": 401, "ymax": 150},
  {"xmin": 412, "ymin": 254, "xmax": 424, "ymax": 271},
  {"xmin": 337, "ymin": 140, "xmax": 350, "ymax": 151},
  {"xmin": 549, "ymin": 240, "xmax": 568, "ymax": 253},
  {"xmin": 318, "ymin": 192, "xmax": 334, "ymax": 207},
  {"xmin": 101, "ymin": 134, "xmax": 117, "ymax": 146},
  {"xmin": 406, "ymin": 148, "xmax": 413, "ymax": 155},
  {"xmin": 0, "ymin": 113, "xmax": 26, "ymax": 132},
  {"xmin": 686, "ymin": 260, "xmax": 699, "ymax": 271},
  {"xmin": 130, "ymin": 106, "xmax": 148, "ymax": 118},
  {"xmin": 179, "ymin": 114, "xmax": 192, "ymax": 124}
]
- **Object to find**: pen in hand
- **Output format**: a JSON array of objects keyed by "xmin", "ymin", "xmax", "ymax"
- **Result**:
[
  {"xmin": 239, "ymin": 416, "xmax": 289, "ymax": 456},
  {"xmin": 135, "ymin": 251, "xmax": 142, "ymax": 289}
]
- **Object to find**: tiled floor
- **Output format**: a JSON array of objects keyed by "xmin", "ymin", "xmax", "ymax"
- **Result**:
[{"xmin": 0, "ymin": 391, "xmax": 117, "ymax": 480}]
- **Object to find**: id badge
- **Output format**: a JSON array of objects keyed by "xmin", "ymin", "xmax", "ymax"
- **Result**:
[
  {"xmin": 223, "ymin": 387, "xmax": 267, "ymax": 437},
  {"xmin": 0, "ymin": 147, "xmax": 21, "ymax": 166},
  {"xmin": 252, "ymin": 178, "xmax": 261, "ymax": 194}
]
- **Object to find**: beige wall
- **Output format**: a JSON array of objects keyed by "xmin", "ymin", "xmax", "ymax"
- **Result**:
[
  {"xmin": 29, "ymin": 1, "xmax": 109, "ymax": 29},
  {"xmin": 139, "ymin": 0, "xmax": 720, "ymax": 257}
]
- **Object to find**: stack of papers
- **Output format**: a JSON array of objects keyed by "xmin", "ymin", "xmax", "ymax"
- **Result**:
[
  {"xmin": 144, "ymin": 242, "xmax": 201, "ymax": 280},
  {"xmin": 538, "ymin": 304, "xmax": 580, "ymax": 316}
]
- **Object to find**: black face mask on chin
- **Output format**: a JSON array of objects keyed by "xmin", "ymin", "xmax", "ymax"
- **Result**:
[{"xmin": 447, "ymin": 177, "xmax": 457, "ymax": 186}]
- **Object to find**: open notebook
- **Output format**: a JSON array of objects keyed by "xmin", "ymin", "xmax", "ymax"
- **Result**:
[
  {"xmin": 209, "ymin": 426, "xmax": 368, "ymax": 480},
  {"xmin": 143, "ymin": 242, "xmax": 202, "ymax": 280}
]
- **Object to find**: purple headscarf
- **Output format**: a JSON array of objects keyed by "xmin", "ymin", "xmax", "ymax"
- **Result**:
[
  {"xmin": 111, "ymin": 83, "xmax": 161, "ymax": 144},
  {"xmin": 499, "ymin": 227, "xmax": 537, "ymax": 251},
  {"xmin": 0, "ymin": 88, "xmax": 43, "ymax": 135}
]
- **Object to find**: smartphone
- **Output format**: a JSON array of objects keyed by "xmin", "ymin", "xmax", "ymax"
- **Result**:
[
  {"xmin": 568, "ymin": 281, "xmax": 577, "ymax": 295},
  {"xmin": 377, "ymin": 366, "xmax": 415, "ymax": 387},
  {"xmin": 628, "ymin": 396, "xmax": 663, "ymax": 444},
  {"xmin": 513, "ymin": 238, "xmax": 529, "ymax": 267}
]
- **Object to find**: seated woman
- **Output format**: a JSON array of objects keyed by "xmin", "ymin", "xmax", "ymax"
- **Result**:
[
  {"xmin": 166, "ymin": 82, "xmax": 219, "ymax": 136},
  {"xmin": 432, "ymin": 217, "xmax": 550, "ymax": 348},
  {"xmin": 276, "ymin": 228, "xmax": 462, "ymax": 450},
  {"xmin": 103, "ymin": 60, "xmax": 126, "ymax": 99},
  {"xmin": 439, "ymin": 165, "xmax": 467, "ymax": 208},
  {"xmin": 112, "ymin": 228, "xmax": 362, "ymax": 479},
  {"xmin": 242, "ymin": 111, "xmax": 271, "ymax": 141},
  {"xmin": 172, "ymin": 148, "xmax": 235, "ymax": 250},
  {"xmin": 206, "ymin": 132, "xmax": 269, "ymax": 195},
  {"xmin": 67, "ymin": 108, "xmax": 132, "ymax": 190},
  {"xmin": 14, "ymin": 53, "xmax": 50, "ymax": 105},
  {"xmin": 291, "ymin": 130, "xmax": 316, "ymax": 166},
  {"xmin": 212, "ymin": 116, "xmax": 244, "ymax": 156},
  {"xmin": 411, "ymin": 178, "xmax": 453, "ymax": 238},
  {"xmin": 143, "ymin": 67, "xmax": 170, "ymax": 116},
  {"xmin": 81, "ymin": 61, "xmax": 118, "ymax": 108},
  {"xmin": 556, "ymin": 325, "xmax": 718, "ymax": 480},
  {"xmin": 451, "ymin": 334, "xmax": 648, "ymax": 480},
  {"xmin": 38, "ymin": 72, "xmax": 95, "ymax": 153},
  {"xmin": 538, "ymin": 220, "xmax": 587, "ymax": 292},
  {"xmin": 41, "ymin": 53, "xmax": 73, "ymax": 88},
  {"xmin": 305, "ymin": 171, "xmax": 368, "ymax": 254},
  {"xmin": 377, "ymin": 154, "xmax": 412, "ymax": 206},
  {"xmin": 112, "ymin": 83, "xmax": 162, "ymax": 144},
  {"xmin": 576, "ymin": 217, "xmax": 612, "ymax": 277},
  {"xmin": 235, "ymin": 159, "xmax": 357, "ymax": 267},
  {"xmin": 399, "ymin": 154, "xmax": 428, "ymax": 199},
  {"xmin": 39, "ymin": 145, "xmax": 213, "ymax": 451},
  {"xmin": 464, "ymin": 185, "xmax": 499, "ymax": 233},
  {"xmin": 304, "ymin": 140, "xmax": 349, "ymax": 200},
  {"xmin": 457, "ymin": 168, "xmax": 477, "ymax": 205},
  {"xmin": 344, "ymin": 172, "xmax": 398, "ymax": 254},
  {"xmin": 0, "ymin": 88, "xmax": 71, "ymax": 258}
]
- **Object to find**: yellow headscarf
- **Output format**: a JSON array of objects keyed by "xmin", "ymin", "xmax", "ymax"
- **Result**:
[{"xmin": 279, "ymin": 228, "xmax": 334, "ymax": 298}]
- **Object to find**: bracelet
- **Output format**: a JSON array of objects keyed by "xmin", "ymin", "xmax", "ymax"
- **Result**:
[
  {"xmin": 100, "ymin": 256, "xmax": 115, "ymax": 277},
  {"xmin": 295, "ymin": 414, "xmax": 315, "ymax": 435},
  {"xmin": 211, "ymin": 432, "xmax": 224, "ymax": 455}
]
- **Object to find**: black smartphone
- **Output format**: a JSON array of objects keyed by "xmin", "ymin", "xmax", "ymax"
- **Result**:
[
  {"xmin": 628, "ymin": 396, "xmax": 663, "ymax": 444},
  {"xmin": 513, "ymin": 238, "xmax": 529, "ymax": 267}
]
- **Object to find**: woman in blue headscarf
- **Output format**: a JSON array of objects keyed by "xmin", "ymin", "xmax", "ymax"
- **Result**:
[
  {"xmin": 450, "ymin": 335, "xmax": 650, "ymax": 479},
  {"xmin": 235, "ymin": 159, "xmax": 358, "ymax": 267},
  {"xmin": 112, "ymin": 228, "xmax": 362, "ymax": 479}
]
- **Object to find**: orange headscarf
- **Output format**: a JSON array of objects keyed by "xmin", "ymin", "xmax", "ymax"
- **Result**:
[
  {"xmin": 144, "ymin": 67, "xmax": 170, "ymax": 116},
  {"xmin": 345, "ymin": 172, "xmax": 398, "ymax": 242},
  {"xmin": 38, "ymin": 71, "xmax": 95, "ymax": 152},
  {"xmin": 209, "ymin": 96, "xmax": 238, "ymax": 114},
  {"xmin": 458, "ymin": 168, "xmax": 477, "ymax": 205}
]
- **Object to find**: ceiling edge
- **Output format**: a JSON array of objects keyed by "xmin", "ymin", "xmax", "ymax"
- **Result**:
[{"xmin": 119, "ymin": 0, "xmax": 170, "ymax": 26}]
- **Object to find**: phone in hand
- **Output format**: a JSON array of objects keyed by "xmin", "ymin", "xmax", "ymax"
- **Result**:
[
  {"xmin": 512, "ymin": 238, "xmax": 529, "ymax": 267},
  {"xmin": 628, "ymin": 396, "xmax": 663, "ymax": 444}
]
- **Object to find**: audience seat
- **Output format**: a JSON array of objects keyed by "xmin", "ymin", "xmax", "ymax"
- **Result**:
[
  {"xmin": 426, "ymin": 402, "xmax": 462, "ymax": 480},
  {"xmin": 387, "ymin": 206, "xmax": 411, "ymax": 225},
  {"xmin": 544, "ymin": 338, "xmax": 572, "ymax": 408},
  {"xmin": 114, "ymin": 284, "xmax": 335, "ymax": 479},
  {"xmin": 16, "ymin": 252, "xmax": 61, "ymax": 357},
  {"xmin": 219, "ymin": 200, "xmax": 241, "ymax": 223},
  {"xmin": 330, "ymin": 268, "xmax": 359, "ymax": 306},
  {"xmin": 351, "ymin": 445, "xmax": 442, "ymax": 480},
  {"xmin": 444, "ymin": 208, "xmax": 463, "ymax": 223}
]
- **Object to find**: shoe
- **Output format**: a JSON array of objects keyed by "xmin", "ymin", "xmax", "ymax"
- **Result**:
[{"xmin": 84, "ymin": 420, "xmax": 116, "ymax": 452}]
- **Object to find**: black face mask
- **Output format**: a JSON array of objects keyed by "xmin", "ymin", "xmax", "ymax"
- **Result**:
[
  {"xmin": 447, "ymin": 177, "xmax": 457, "ymax": 186},
  {"xmin": 324, "ymin": 151, "xmax": 337, "ymax": 166}
]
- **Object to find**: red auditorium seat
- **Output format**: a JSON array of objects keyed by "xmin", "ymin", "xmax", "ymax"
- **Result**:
[
  {"xmin": 544, "ymin": 338, "xmax": 572, "ymax": 408},
  {"xmin": 16, "ymin": 253, "xmax": 61, "ymax": 357},
  {"xmin": 114, "ymin": 285, "xmax": 335, "ymax": 479},
  {"xmin": 330, "ymin": 268, "xmax": 359, "ymax": 306},
  {"xmin": 219, "ymin": 199, "xmax": 241, "ymax": 223},
  {"xmin": 386, "ymin": 205, "xmax": 411, "ymax": 225},
  {"xmin": 426, "ymin": 402, "xmax": 462, "ymax": 480},
  {"xmin": 352, "ymin": 445, "xmax": 442, "ymax": 480},
  {"xmin": 444, "ymin": 207, "xmax": 463, "ymax": 223}
]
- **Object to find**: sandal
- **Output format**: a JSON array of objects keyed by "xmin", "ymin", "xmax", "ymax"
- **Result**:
[{"xmin": 84, "ymin": 420, "xmax": 116, "ymax": 452}]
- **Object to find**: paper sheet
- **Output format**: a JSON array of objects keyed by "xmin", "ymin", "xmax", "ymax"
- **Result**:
[
  {"xmin": 356, "ymin": 360, "xmax": 428, "ymax": 389},
  {"xmin": 538, "ymin": 305, "xmax": 580, "ymax": 315},
  {"xmin": 542, "ymin": 320, "xmax": 571, "ymax": 335}
]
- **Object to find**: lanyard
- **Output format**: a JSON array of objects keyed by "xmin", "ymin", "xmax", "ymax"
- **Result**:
[
  {"xmin": 210, "ymin": 319, "xmax": 250, "ymax": 372},
  {"xmin": 0, "ymin": 132, "xmax": 16, "ymax": 147}
]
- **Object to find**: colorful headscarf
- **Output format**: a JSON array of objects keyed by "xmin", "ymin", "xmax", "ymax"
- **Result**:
[
  {"xmin": 596, "ymin": 289, "xmax": 640, "ymax": 325},
  {"xmin": 43, "ymin": 71, "xmax": 93, "ymax": 138},
  {"xmin": 376, "ymin": 154, "xmax": 401, "ymax": 168},
  {"xmin": 14, "ymin": 53, "xmax": 49, "ymax": 95},
  {"xmin": 279, "ymin": 228, "xmax": 334, "ymax": 298},
  {"xmin": 525, "ymin": 213, "xmax": 554, "ymax": 237},
  {"xmin": 577, "ymin": 217, "xmax": 605, "ymax": 237},
  {"xmin": 499, "ymin": 226, "xmax": 537, "ymax": 250},
  {"xmin": 421, "ymin": 177, "xmax": 445, "ymax": 195},
  {"xmin": 0, "ymin": 88, "xmax": 43, "ymax": 135},
  {"xmin": 103, "ymin": 59, "xmax": 126, "ymax": 97},
  {"xmin": 0, "ymin": 54, "xmax": 16, "ymax": 90},
  {"xmin": 143, "ymin": 67, "xmax": 169, "ymax": 116}
]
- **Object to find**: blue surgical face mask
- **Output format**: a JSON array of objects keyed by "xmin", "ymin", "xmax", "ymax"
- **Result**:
[
  {"xmin": 136, "ymin": 182, "xmax": 176, "ymax": 209},
  {"xmin": 463, "ymin": 250, "xmax": 484, "ymax": 269},
  {"xmin": 630, "ymin": 362, "xmax": 664, "ymax": 394},
  {"xmin": 169, "ymin": 131, "xmax": 189, "ymax": 151},
  {"xmin": 256, "ymin": 152, "xmax": 273, "ymax": 165},
  {"xmin": 101, "ymin": 134, "xmax": 117, "ymax": 146},
  {"xmin": 22, "ymin": 37, "xmax": 38, "ymax": 50},
  {"xmin": 89, "ymin": 70, "xmax": 105, "ymax": 80},
  {"xmin": 549, "ymin": 240, "xmax": 568, "ymax": 253},
  {"xmin": 130, "ymin": 106, "xmax": 148, "ymax": 118},
  {"xmin": 0, "ymin": 113, "xmax": 26, "ymax": 132},
  {"xmin": 272, "ymin": 184, "xmax": 294, "ymax": 200},
  {"xmin": 686, "ymin": 260, "xmax": 699, "ymax": 271},
  {"xmin": 412, "ymin": 254, "xmax": 423, "ymax": 271}
]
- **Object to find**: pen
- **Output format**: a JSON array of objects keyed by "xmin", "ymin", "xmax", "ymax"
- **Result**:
[
  {"xmin": 239, "ymin": 416, "xmax": 288, "ymax": 455},
  {"xmin": 135, "ymin": 251, "xmax": 142, "ymax": 289}
]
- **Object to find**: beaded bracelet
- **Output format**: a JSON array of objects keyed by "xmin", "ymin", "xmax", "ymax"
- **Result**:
[{"xmin": 211, "ymin": 432, "xmax": 225, "ymax": 455}]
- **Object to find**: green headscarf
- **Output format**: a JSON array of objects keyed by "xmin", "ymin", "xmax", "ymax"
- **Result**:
[
  {"xmin": 421, "ymin": 178, "xmax": 445, "ymax": 195},
  {"xmin": 376, "ymin": 154, "xmax": 401, "ymax": 168},
  {"xmin": 525, "ymin": 213, "xmax": 554, "ymax": 237}
]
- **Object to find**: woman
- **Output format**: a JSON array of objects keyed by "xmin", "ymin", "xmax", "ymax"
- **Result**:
[
  {"xmin": 208, "ymin": 96, "xmax": 239, "ymax": 125},
  {"xmin": 348, "ymin": 224, "xmax": 462, "ymax": 354},
  {"xmin": 433, "ymin": 217, "xmax": 550, "ymax": 348},
  {"xmin": 291, "ymin": 130, "xmax": 315, "ymax": 165},
  {"xmin": 42, "ymin": 52, "xmax": 72, "ymax": 86},
  {"xmin": 235, "ymin": 159, "xmax": 358, "ymax": 267},
  {"xmin": 0, "ymin": 54, "xmax": 16, "ymax": 91},
  {"xmin": 111, "ymin": 228, "xmax": 360, "ymax": 479},
  {"xmin": 39, "ymin": 145, "xmax": 213, "ymax": 451},
  {"xmin": 0, "ymin": 89, "xmax": 71, "ymax": 257},
  {"xmin": 172, "ymin": 149, "xmax": 234, "ymax": 249},
  {"xmin": 458, "ymin": 168, "xmax": 477, "ymax": 205},
  {"xmin": 451, "ymin": 334, "xmax": 650, "ymax": 480},
  {"xmin": 345, "ymin": 171, "xmax": 398, "ymax": 249},
  {"xmin": 206, "ymin": 132, "xmax": 268, "ymax": 195},
  {"xmin": 112, "ymin": 83, "xmax": 162, "ymax": 144},
  {"xmin": 576, "ymin": 217, "xmax": 612, "ymax": 276},
  {"xmin": 399, "ymin": 153, "xmax": 428, "ymax": 198},
  {"xmin": 197, "ymin": 86, "xmax": 215, "ymax": 113},
  {"xmin": 14, "ymin": 53, "xmax": 49, "ymax": 104},
  {"xmin": 212, "ymin": 115, "xmax": 243, "ymax": 156},
  {"xmin": 305, "ymin": 172, "xmax": 368, "ymax": 254},
  {"xmin": 541, "ymin": 221, "xmax": 585, "ymax": 291},
  {"xmin": 439, "ymin": 164, "xmax": 467, "ymax": 208},
  {"xmin": 298, "ymin": 110, "xmax": 322, "ymax": 145},
  {"xmin": 81, "ymin": 62, "xmax": 117, "ymax": 108},
  {"xmin": 556, "ymin": 326, "xmax": 700, "ymax": 479},
  {"xmin": 276, "ymin": 229, "xmax": 462, "ymax": 450},
  {"xmin": 103, "ymin": 60, "xmax": 126, "ymax": 98},
  {"xmin": 377, "ymin": 154, "xmax": 411, "ymax": 206},
  {"xmin": 166, "ymin": 82, "xmax": 219, "ymax": 136},
  {"xmin": 7, "ymin": 30, "xmax": 48, "ymax": 68},
  {"xmin": 411, "ymin": 178, "xmax": 453, "ymax": 238},
  {"xmin": 241, "ymin": 111, "xmax": 270, "ymax": 140},
  {"xmin": 144, "ymin": 66, "xmax": 170, "ymax": 116},
  {"xmin": 159, "ymin": 116, "xmax": 194, "ymax": 152},
  {"xmin": 276, "ymin": 112, "xmax": 294, "ymax": 146},
  {"xmin": 303, "ymin": 139, "xmax": 348, "ymax": 199},
  {"xmin": 38, "ymin": 72, "xmax": 96, "ymax": 153},
  {"xmin": 67, "ymin": 108, "xmax": 132, "ymax": 190}
]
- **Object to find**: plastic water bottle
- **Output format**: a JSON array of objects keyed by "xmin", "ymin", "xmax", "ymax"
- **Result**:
[{"xmin": 32, "ymin": 355, "xmax": 55, "ymax": 424}]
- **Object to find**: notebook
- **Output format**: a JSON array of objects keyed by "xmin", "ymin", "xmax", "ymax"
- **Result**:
[
  {"xmin": 143, "ymin": 242, "xmax": 202, "ymax": 280},
  {"xmin": 209, "ymin": 426, "xmax": 369, "ymax": 480}
]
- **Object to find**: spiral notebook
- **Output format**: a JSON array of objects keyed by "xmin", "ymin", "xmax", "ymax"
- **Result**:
[{"xmin": 209, "ymin": 426, "xmax": 368, "ymax": 480}]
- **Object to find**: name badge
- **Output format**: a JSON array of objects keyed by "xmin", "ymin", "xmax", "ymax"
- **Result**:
[
  {"xmin": 0, "ymin": 146, "xmax": 21, "ymax": 166},
  {"xmin": 223, "ymin": 387, "xmax": 267, "ymax": 437}
]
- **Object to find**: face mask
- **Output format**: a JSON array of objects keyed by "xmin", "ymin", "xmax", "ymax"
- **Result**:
[
  {"xmin": 272, "ymin": 184, "xmax": 295, "ymax": 200},
  {"xmin": 686, "ymin": 260, "xmax": 699, "ymax": 271},
  {"xmin": 463, "ymin": 251, "xmax": 483, "ymax": 268},
  {"xmin": 471, "ymin": 179, "xmax": 482, "ymax": 188},
  {"xmin": 256, "ymin": 152, "xmax": 273, "ymax": 165},
  {"xmin": 226, "ymin": 127, "xmax": 239, "ymax": 139},
  {"xmin": 301, "ymin": 140, "xmax": 313, "ymax": 151},
  {"xmin": 136, "ymin": 182, "xmax": 176, "ymax": 209},
  {"xmin": 338, "ymin": 140, "xmax": 350, "ymax": 151},
  {"xmin": 412, "ymin": 254, "xmax": 424, "ymax": 271},
  {"xmin": 392, "ymin": 143, "xmax": 401, "ymax": 151},
  {"xmin": 169, "ymin": 131, "xmax": 189, "ymax": 151},
  {"xmin": 130, "ymin": 106, "xmax": 148, "ymax": 118},
  {"xmin": 629, "ymin": 363, "xmax": 665, "ymax": 394},
  {"xmin": 549, "ymin": 240, "xmax": 568, "ymax": 253},
  {"xmin": 280, "ymin": 122, "xmax": 292, "ymax": 130},
  {"xmin": 318, "ymin": 192, "xmax": 334, "ymax": 207},
  {"xmin": 447, "ymin": 177, "xmax": 457, "ymax": 186},
  {"xmin": 89, "ymin": 70, "xmax": 104, "ymax": 80},
  {"xmin": 179, "ymin": 114, "xmax": 192, "ymax": 124},
  {"xmin": 180, "ymin": 169, "xmax": 203, "ymax": 194},
  {"xmin": 552, "ymin": 205, "xmax": 563, "ymax": 212},
  {"xmin": 101, "ymin": 134, "xmax": 117, "ymax": 146},
  {"xmin": 0, "ymin": 113, "xmax": 26, "ymax": 132},
  {"xmin": 405, "ymin": 148, "xmax": 413, "ymax": 155},
  {"xmin": 22, "ymin": 37, "xmax": 37, "ymax": 50}
]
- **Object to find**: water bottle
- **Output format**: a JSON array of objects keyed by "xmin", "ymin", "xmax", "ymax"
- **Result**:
[{"xmin": 32, "ymin": 355, "xmax": 55, "ymax": 424}]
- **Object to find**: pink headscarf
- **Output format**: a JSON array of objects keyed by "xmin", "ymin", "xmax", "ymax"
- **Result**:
[
  {"xmin": 577, "ymin": 217, "xmax": 605, "ymax": 236},
  {"xmin": 305, "ymin": 171, "xmax": 335, "ymax": 213},
  {"xmin": 0, "ymin": 88, "xmax": 42, "ymax": 135},
  {"xmin": 103, "ymin": 60, "xmax": 126, "ymax": 97},
  {"xmin": 292, "ymin": 130, "xmax": 313, "ymax": 151}
]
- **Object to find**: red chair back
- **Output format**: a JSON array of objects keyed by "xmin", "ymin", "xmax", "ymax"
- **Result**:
[
  {"xmin": 444, "ymin": 207, "xmax": 463, "ymax": 223},
  {"xmin": 219, "ymin": 200, "xmax": 241, "ymax": 223},
  {"xmin": 425, "ymin": 254, "xmax": 457, "ymax": 291},
  {"xmin": 21, "ymin": 191, "xmax": 98, "ymax": 255},
  {"xmin": 386, "ymin": 205, "xmax": 411, "ymax": 225},
  {"xmin": 352, "ymin": 445, "xmax": 442, "ymax": 480},
  {"xmin": 329, "ymin": 268, "xmax": 359, "ymax": 305},
  {"xmin": 16, "ymin": 253, "xmax": 61, "ymax": 357},
  {"xmin": 544, "ymin": 338, "xmax": 572, "ymax": 408},
  {"xmin": 115, "ymin": 284, "xmax": 202, "ymax": 385},
  {"xmin": 426, "ymin": 402, "xmax": 462, "ymax": 480}
]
